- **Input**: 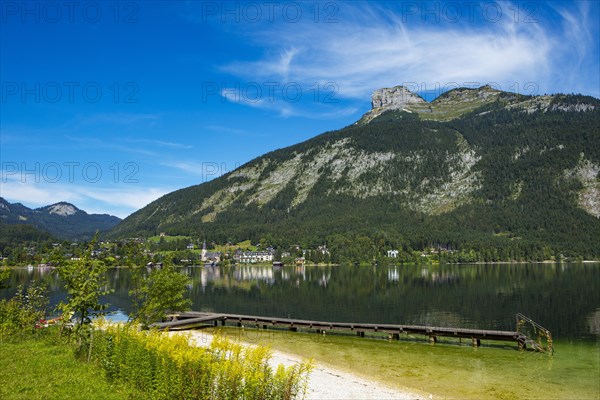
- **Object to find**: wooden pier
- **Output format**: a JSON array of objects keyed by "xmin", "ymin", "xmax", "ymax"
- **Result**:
[{"xmin": 150, "ymin": 311, "xmax": 553, "ymax": 353}]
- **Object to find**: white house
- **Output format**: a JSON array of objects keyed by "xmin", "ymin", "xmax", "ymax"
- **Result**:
[{"xmin": 234, "ymin": 250, "xmax": 275, "ymax": 264}]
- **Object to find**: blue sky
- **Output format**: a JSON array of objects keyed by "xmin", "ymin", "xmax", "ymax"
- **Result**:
[{"xmin": 1, "ymin": 1, "xmax": 599, "ymax": 218}]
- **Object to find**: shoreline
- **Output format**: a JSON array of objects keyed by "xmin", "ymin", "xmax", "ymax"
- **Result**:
[
  {"xmin": 3, "ymin": 260, "xmax": 600, "ymax": 269},
  {"xmin": 177, "ymin": 330, "xmax": 428, "ymax": 400}
]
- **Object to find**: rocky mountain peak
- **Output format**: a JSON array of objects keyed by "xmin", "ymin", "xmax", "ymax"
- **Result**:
[
  {"xmin": 432, "ymin": 85, "xmax": 502, "ymax": 104},
  {"xmin": 45, "ymin": 202, "xmax": 80, "ymax": 217},
  {"xmin": 359, "ymin": 86, "xmax": 426, "ymax": 124},
  {"xmin": 2, "ymin": 198, "xmax": 121, "ymax": 239},
  {"xmin": 359, "ymin": 84, "xmax": 597, "ymax": 125},
  {"xmin": 0, "ymin": 197, "xmax": 10, "ymax": 210},
  {"xmin": 370, "ymin": 86, "xmax": 427, "ymax": 110}
]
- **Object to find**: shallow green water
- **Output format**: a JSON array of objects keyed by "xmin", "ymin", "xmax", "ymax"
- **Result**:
[
  {"xmin": 2, "ymin": 263, "xmax": 599, "ymax": 398},
  {"xmin": 212, "ymin": 327, "xmax": 600, "ymax": 399}
]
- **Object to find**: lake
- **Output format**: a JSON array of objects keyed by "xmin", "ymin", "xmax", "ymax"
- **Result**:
[
  {"xmin": 2, "ymin": 263, "xmax": 599, "ymax": 398},
  {"xmin": 4, "ymin": 263, "xmax": 597, "ymax": 339}
]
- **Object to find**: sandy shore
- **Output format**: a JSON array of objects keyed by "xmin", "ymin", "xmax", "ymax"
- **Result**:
[{"xmin": 177, "ymin": 330, "xmax": 427, "ymax": 400}]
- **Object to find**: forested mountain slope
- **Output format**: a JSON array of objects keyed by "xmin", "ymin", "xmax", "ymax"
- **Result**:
[
  {"xmin": 111, "ymin": 86, "xmax": 600, "ymax": 259},
  {"xmin": 0, "ymin": 198, "xmax": 121, "ymax": 240}
]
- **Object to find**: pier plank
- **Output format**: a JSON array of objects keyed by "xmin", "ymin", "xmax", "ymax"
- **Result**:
[{"xmin": 152, "ymin": 311, "xmax": 548, "ymax": 352}]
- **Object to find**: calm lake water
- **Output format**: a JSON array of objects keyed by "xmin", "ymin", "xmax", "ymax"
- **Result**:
[
  {"xmin": 2, "ymin": 263, "xmax": 599, "ymax": 340},
  {"xmin": 3, "ymin": 263, "xmax": 599, "ymax": 399}
]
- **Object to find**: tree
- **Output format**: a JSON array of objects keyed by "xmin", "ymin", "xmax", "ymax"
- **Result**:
[
  {"xmin": 123, "ymin": 240, "xmax": 146, "ymax": 320},
  {"xmin": 0, "ymin": 283, "xmax": 48, "ymax": 337},
  {"xmin": 130, "ymin": 265, "xmax": 191, "ymax": 328},
  {"xmin": 0, "ymin": 269, "xmax": 10, "ymax": 290},
  {"xmin": 56, "ymin": 234, "xmax": 111, "ymax": 348}
]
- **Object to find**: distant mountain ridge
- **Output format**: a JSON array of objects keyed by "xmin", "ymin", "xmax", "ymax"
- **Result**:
[
  {"xmin": 111, "ymin": 85, "xmax": 600, "ymax": 258},
  {"xmin": 0, "ymin": 197, "xmax": 121, "ymax": 240}
]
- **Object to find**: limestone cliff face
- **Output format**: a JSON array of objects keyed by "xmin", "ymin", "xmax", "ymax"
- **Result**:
[
  {"xmin": 361, "ymin": 86, "xmax": 427, "ymax": 123},
  {"xmin": 371, "ymin": 86, "xmax": 427, "ymax": 109}
]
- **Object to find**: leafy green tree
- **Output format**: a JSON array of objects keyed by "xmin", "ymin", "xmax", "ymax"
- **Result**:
[
  {"xmin": 56, "ymin": 235, "xmax": 111, "ymax": 347},
  {"xmin": 0, "ymin": 269, "xmax": 10, "ymax": 289},
  {"xmin": 0, "ymin": 283, "xmax": 48, "ymax": 337},
  {"xmin": 123, "ymin": 240, "xmax": 146, "ymax": 320},
  {"xmin": 14, "ymin": 283, "xmax": 48, "ymax": 324},
  {"xmin": 130, "ymin": 265, "xmax": 191, "ymax": 328}
]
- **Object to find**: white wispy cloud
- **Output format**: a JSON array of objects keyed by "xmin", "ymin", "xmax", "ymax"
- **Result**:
[
  {"xmin": 221, "ymin": 88, "xmax": 267, "ymax": 107},
  {"xmin": 204, "ymin": 124, "xmax": 280, "ymax": 139},
  {"xmin": 219, "ymin": 86, "xmax": 359, "ymax": 119},
  {"xmin": 123, "ymin": 138, "xmax": 193, "ymax": 149},
  {"xmin": 204, "ymin": 125, "xmax": 248, "ymax": 135},
  {"xmin": 220, "ymin": 86, "xmax": 301, "ymax": 117},
  {"xmin": 546, "ymin": 1, "xmax": 598, "ymax": 95},
  {"xmin": 69, "ymin": 112, "xmax": 160, "ymax": 127},
  {"xmin": 218, "ymin": 1, "xmax": 598, "ymax": 105},
  {"xmin": 160, "ymin": 161, "xmax": 205, "ymax": 175},
  {"xmin": 74, "ymin": 186, "xmax": 170, "ymax": 216},
  {"xmin": 223, "ymin": 47, "xmax": 299, "ymax": 82},
  {"xmin": 64, "ymin": 135, "xmax": 158, "ymax": 156},
  {"xmin": 160, "ymin": 160, "xmax": 240, "ymax": 181},
  {"xmin": 1, "ymin": 177, "xmax": 170, "ymax": 219}
]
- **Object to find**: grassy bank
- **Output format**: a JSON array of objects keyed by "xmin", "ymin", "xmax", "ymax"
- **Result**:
[
  {"xmin": 0, "ymin": 328, "xmax": 314, "ymax": 400},
  {"xmin": 0, "ymin": 335, "xmax": 142, "ymax": 400},
  {"xmin": 208, "ymin": 327, "xmax": 600, "ymax": 400}
]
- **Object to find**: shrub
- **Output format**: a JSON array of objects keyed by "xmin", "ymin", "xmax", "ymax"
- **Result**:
[
  {"xmin": 0, "ymin": 283, "xmax": 48, "ymax": 339},
  {"xmin": 91, "ymin": 325, "xmax": 312, "ymax": 399},
  {"xmin": 129, "ymin": 266, "xmax": 192, "ymax": 328}
]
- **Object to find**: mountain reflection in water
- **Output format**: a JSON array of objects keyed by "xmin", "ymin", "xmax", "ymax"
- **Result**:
[{"xmin": 1, "ymin": 263, "xmax": 598, "ymax": 340}]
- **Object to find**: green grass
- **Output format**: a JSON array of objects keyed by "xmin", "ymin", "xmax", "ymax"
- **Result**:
[
  {"xmin": 0, "ymin": 336, "xmax": 142, "ymax": 400},
  {"xmin": 147, "ymin": 238, "xmax": 257, "ymax": 252},
  {"xmin": 214, "ymin": 240, "xmax": 257, "ymax": 252},
  {"xmin": 209, "ymin": 327, "xmax": 600, "ymax": 400},
  {"xmin": 156, "ymin": 249, "xmax": 202, "ymax": 256},
  {"xmin": 147, "ymin": 235, "xmax": 191, "ymax": 243},
  {"xmin": 407, "ymin": 99, "xmax": 493, "ymax": 121}
]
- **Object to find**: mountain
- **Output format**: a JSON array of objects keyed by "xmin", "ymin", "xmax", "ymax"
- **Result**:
[
  {"xmin": 0, "ymin": 198, "xmax": 121, "ymax": 240},
  {"xmin": 111, "ymin": 85, "xmax": 600, "ymax": 259}
]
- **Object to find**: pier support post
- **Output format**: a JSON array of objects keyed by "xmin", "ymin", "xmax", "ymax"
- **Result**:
[
  {"xmin": 392, "ymin": 333, "xmax": 400, "ymax": 340},
  {"xmin": 357, "ymin": 331, "xmax": 365, "ymax": 338},
  {"xmin": 429, "ymin": 336, "xmax": 437, "ymax": 344},
  {"xmin": 472, "ymin": 338, "xmax": 481, "ymax": 347}
]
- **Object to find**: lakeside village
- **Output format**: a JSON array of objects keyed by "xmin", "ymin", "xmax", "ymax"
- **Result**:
[{"xmin": 0, "ymin": 232, "xmax": 468, "ymax": 269}]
